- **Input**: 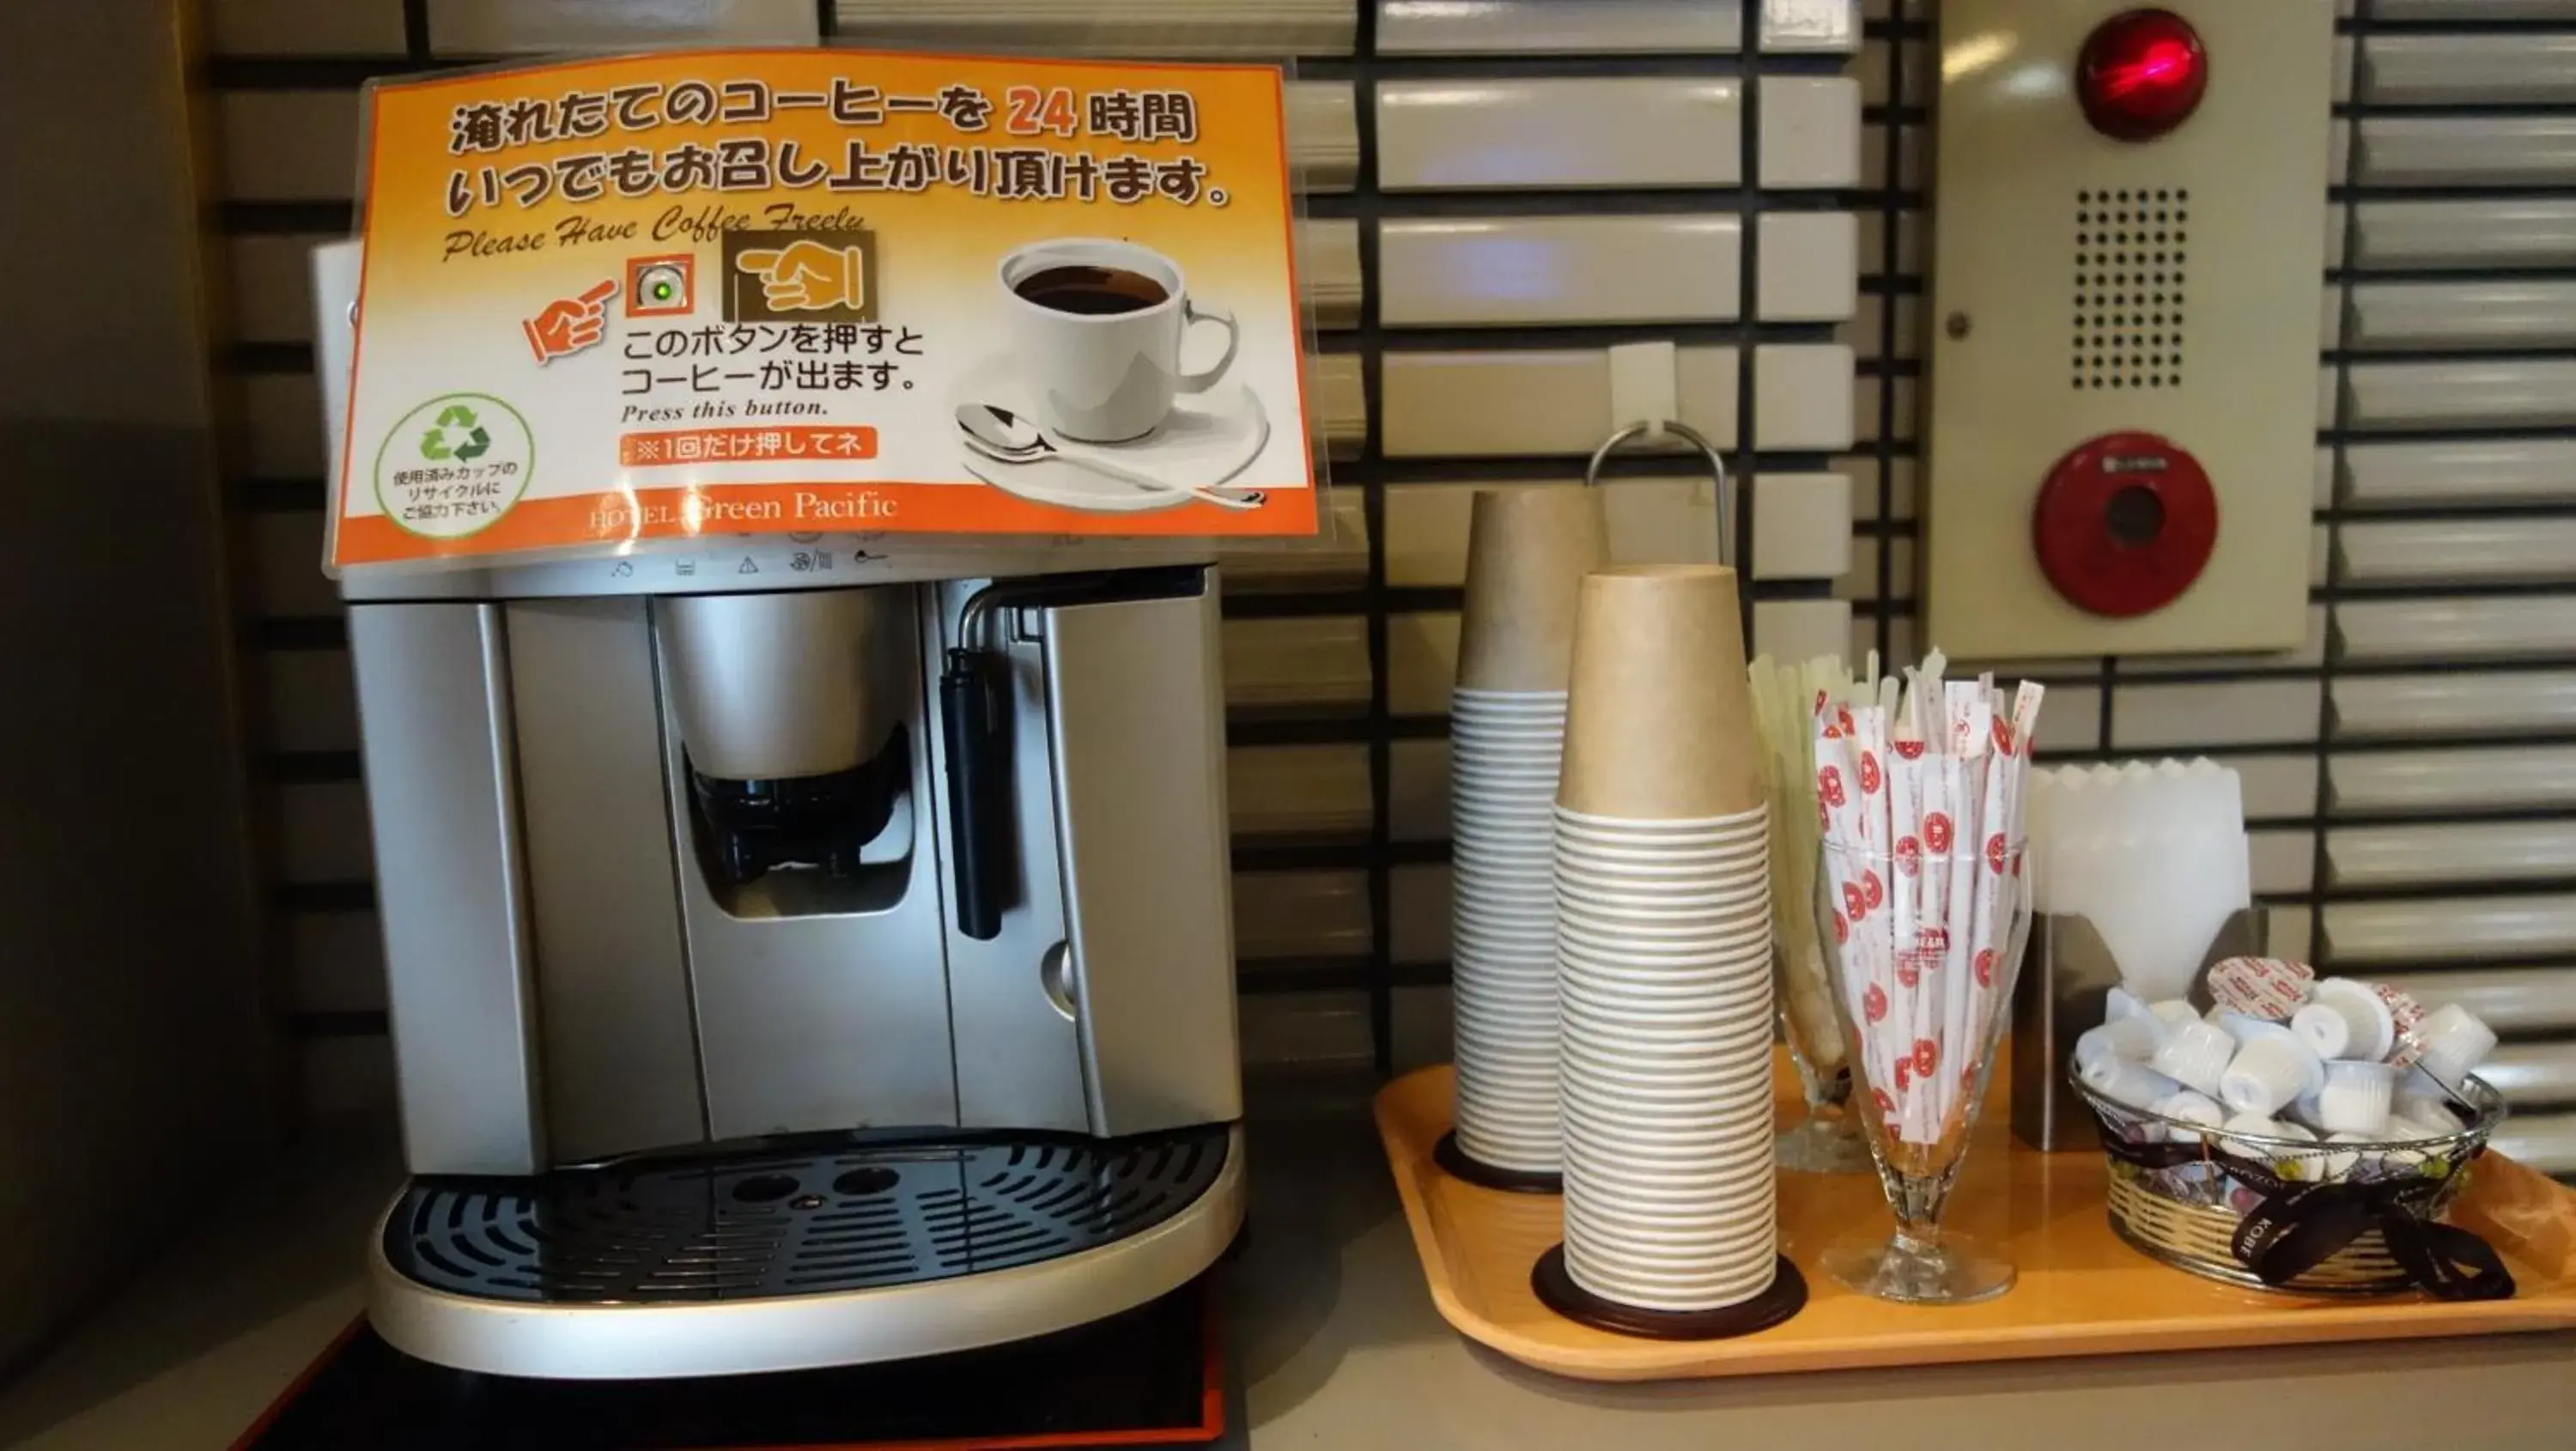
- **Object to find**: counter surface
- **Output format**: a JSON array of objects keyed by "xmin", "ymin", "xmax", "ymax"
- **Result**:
[{"xmin": 3, "ymin": 1078, "xmax": 2572, "ymax": 1450}]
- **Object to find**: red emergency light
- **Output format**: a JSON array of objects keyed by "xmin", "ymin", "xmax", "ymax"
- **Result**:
[{"xmin": 2078, "ymin": 9, "xmax": 2208, "ymax": 143}]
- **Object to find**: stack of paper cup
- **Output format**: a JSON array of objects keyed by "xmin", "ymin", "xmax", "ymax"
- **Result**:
[
  {"xmin": 1449, "ymin": 488, "xmax": 1607, "ymax": 1180},
  {"xmin": 1552, "ymin": 565, "xmax": 1786, "ymax": 1317}
]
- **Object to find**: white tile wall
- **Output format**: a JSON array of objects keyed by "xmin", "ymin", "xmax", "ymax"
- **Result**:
[
  {"xmin": 210, "ymin": 4, "xmax": 2576, "ymax": 1132},
  {"xmin": 2344, "ymin": 361, "xmax": 2576, "ymax": 431},
  {"xmin": 2326, "ymin": 895, "xmax": 2576, "ymax": 965},
  {"xmin": 1763, "ymin": 78, "xmax": 1865, "ymax": 188},
  {"xmin": 1377, "ymin": 216, "xmax": 1744, "ymax": 326},
  {"xmin": 1380, "ymin": 344, "xmax": 1855, "ymax": 457},
  {"xmin": 1376, "ymin": 79, "xmax": 1744, "ymax": 190},
  {"xmin": 260, "ymin": 650, "xmax": 360, "ymax": 754},
  {"xmin": 1228, "ymin": 746, "xmax": 1372, "ymax": 835},
  {"xmin": 2362, "ymin": 34, "xmax": 2576, "ymax": 105},
  {"xmin": 2334, "ymin": 671, "xmax": 2576, "ymax": 739},
  {"xmin": 2111, "ymin": 681, "xmax": 2324, "ymax": 751},
  {"xmin": 1752, "ymin": 599, "xmax": 1852, "ymax": 664},
  {"xmin": 2348, "ymin": 281, "xmax": 2576, "ymax": 352},
  {"xmin": 2358, "ymin": 117, "xmax": 2576, "ymax": 186},
  {"xmin": 2336, "ymin": 598, "xmax": 2576, "ymax": 663},
  {"xmin": 210, "ymin": 0, "xmax": 404, "ymax": 53},
  {"xmin": 1233, "ymin": 871, "xmax": 1372, "ymax": 961},
  {"xmin": 2345, "ymin": 199, "xmax": 2576, "ymax": 272},
  {"xmin": 429, "ymin": 0, "xmax": 817, "ymax": 52},
  {"xmin": 2340, "ymin": 519, "xmax": 2576, "ymax": 585},
  {"xmin": 1222, "ymin": 617, "xmax": 1370, "ymax": 710},
  {"xmin": 276, "ymin": 782, "xmax": 374, "ymax": 883},
  {"xmin": 289, "ymin": 911, "xmax": 387, "ymax": 1015},
  {"xmin": 1378, "ymin": 1, "xmax": 1856, "ymax": 56},
  {"xmin": 2342, "ymin": 438, "xmax": 2576, "ymax": 509},
  {"xmin": 835, "ymin": 0, "xmax": 1357, "ymax": 57},
  {"xmin": 2331, "ymin": 823, "xmax": 2576, "ymax": 889},
  {"xmin": 216, "ymin": 92, "xmax": 361, "ymax": 201},
  {"xmin": 2331, "ymin": 746, "xmax": 2576, "ymax": 817}
]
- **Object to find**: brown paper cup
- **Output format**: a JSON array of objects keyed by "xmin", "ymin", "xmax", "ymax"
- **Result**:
[
  {"xmin": 1559, "ymin": 565, "xmax": 1764, "ymax": 821},
  {"xmin": 1457, "ymin": 487, "xmax": 1611, "ymax": 693}
]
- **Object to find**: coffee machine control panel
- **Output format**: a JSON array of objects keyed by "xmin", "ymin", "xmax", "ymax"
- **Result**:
[{"xmin": 1924, "ymin": 2, "xmax": 2334, "ymax": 659}]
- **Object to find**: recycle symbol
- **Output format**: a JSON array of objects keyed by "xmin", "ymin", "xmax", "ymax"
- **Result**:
[{"xmin": 419, "ymin": 404, "xmax": 492, "ymax": 462}]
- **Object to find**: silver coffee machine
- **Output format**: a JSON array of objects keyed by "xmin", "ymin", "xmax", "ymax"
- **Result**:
[{"xmin": 341, "ymin": 553, "xmax": 1245, "ymax": 1381}]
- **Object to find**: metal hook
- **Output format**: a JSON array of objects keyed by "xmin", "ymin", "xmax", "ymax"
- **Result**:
[{"xmin": 1583, "ymin": 418, "xmax": 1733, "ymax": 568}]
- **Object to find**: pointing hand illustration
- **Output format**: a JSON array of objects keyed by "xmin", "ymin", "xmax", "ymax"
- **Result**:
[
  {"xmin": 735, "ymin": 240, "xmax": 866, "ymax": 312},
  {"xmin": 524, "ymin": 278, "xmax": 617, "ymax": 363}
]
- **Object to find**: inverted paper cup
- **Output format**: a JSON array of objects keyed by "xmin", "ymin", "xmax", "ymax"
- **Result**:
[
  {"xmin": 1557, "ymin": 884, "xmax": 1772, "ymax": 922},
  {"xmin": 1559, "ymin": 1120, "xmax": 1777, "ymax": 1167},
  {"xmin": 1564, "ymin": 1150, "xmax": 1777, "ymax": 1194},
  {"xmin": 1556, "ymin": 980, "xmax": 1771, "ymax": 1023},
  {"xmin": 1559, "ymin": 1062, "xmax": 1777, "ymax": 1109},
  {"xmin": 1556, "ymin": 956, "xmax": 1772, "ymax": 994},
  {"xmin": 1556, "ymin": 925, "xmax": 1774, "ymax": 962},
  {"xmin": 1458, "ymin": 487, "xmax": 1608, "ymax": 694},
  {"xmin": 1564, "ymin": 1234, "xmax": 1777, "ymax": 1285},
  {"xmin": 1556, "ymin": 801, "xmax": 1766, "ymax": 831},
  {"xmin": 1565, "ymin": 1188, "xmax": 1777, "ymax": 1236},
  {"xmin": 1455, "ymin": 701, "xmax": 1571, "ymax": 722},
  {"xmin": 1562, "ymin": 1254, "xmax": 1778, "ymax": 1302},
  {"xmin": 1564, "ymin": 1220, "xmax": 1777, "ymax": 1273},
  {"xmin": 1552, "ymin": 847, "xmax": 1772, "ymax": 878},
  {"xmin": 1558, "ymin": 864, "xmax": 1771, "ymax": 899},
  {"xmin": 1557, "ymin": 565, "xmax": 1761, "ymax": 820},
  {"xmin": 1564, "ymin": 1189, "xmax": 1777, "ymax": 1241},
  {"xmin": 1554, "ymin": 813, "xmax": 1770, "ymax": 848},
  {"xmin": 1558, "ymin": 1072, "xmax": 1777, "ymax": 1113},
  {"xmin": 1557, "ymin": 1055, "xmax": 1777, "ymax": 1102},
  {"xmin": 1454, "ymin": 685, "xmax": 1575, "ymax": 705},
  {"xmin": 1555, "ymin": 821, "xmax": 1771, "ymax": 853},
  {"xmin": 1557, "ymin": 1023, "xmax": 1777, "ymax": 1065}
]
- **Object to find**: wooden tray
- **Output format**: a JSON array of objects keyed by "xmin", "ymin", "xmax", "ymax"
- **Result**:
[{"xmin": 1376, "ymin": 1053, "xmax": 2576, "ymax": 1381}]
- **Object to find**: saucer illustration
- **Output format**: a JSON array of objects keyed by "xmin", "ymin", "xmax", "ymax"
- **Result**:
[{"xmin": 949, "ymin": 350, "xmax": 1269, "ymax": 514}]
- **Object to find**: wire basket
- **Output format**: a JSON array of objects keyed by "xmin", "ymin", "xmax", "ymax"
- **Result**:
[{"xmin": 2071, "ymin": 1065, "xmax": 2511, "ymax": 1298}]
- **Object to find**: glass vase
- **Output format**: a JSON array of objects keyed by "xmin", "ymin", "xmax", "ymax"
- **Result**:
[
  {"xmin": 1816, "ymin": 839, "xmax": 2034, "ymax": 1304},
  {"xmin": 1772, "ymin": 935, "xmax": 1872, "ymax": 1174}
]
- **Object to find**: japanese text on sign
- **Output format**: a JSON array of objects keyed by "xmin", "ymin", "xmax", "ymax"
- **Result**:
[{"xmin": 446, "ymin": 80, "xmax": 1224, "ymax": 215}]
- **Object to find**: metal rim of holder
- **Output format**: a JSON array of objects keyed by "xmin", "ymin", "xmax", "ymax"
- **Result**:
[{"xmin": 1583, "ymin": 418, "xmax": 1733, "ymax": 568}]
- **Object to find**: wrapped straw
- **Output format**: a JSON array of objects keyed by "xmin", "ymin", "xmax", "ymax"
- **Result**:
[{"xmin": 1814, "ymin": 663, "xmax": 2045, "ymax": 1146}]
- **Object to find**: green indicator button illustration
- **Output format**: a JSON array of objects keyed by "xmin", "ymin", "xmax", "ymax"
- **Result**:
[{"xmin": 374, "ymin": 392, "xmax": 534, "ymax": 541}]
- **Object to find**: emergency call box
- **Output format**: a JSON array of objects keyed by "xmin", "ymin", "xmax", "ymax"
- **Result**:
[{"xmin": 1925, "ymin": 2, "xmax": 2336, "ymax": 659}]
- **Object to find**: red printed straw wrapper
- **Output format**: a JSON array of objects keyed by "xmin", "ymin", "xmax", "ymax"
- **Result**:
[
  {"xmin": 1886, "ymin": 724, "xmax": 1924, "ymax": 1132},
  {"xmin": 1939, "ymin": 684, "xmax": 1995, "ymax": 1127},
  {"xmin": 1856, "ymin": 706, "xmax": 1909, "ymax": 1126},
  {"xmin": 1961, "ymin": 683, "xmax": 2047, "ymax": 1109},
  {"xmin": 1816, "ymin": 706, "xmax": 1898, "ymax": 1124}
]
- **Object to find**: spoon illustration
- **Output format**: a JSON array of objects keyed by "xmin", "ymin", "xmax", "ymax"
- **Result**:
[{"xmin": 955, "ymin": 404, "xmax": 1264, "ymax": 511}]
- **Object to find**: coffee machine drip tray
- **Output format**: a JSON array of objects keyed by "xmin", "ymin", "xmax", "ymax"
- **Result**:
[{"xmin": 367, "ymin": 1123, "xmax": 1243, "ymax": 1381}]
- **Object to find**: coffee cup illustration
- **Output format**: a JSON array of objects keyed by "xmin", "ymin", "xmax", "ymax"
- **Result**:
[{"xmin": 998, "ymin": 239, "xmax": 1239, "ymax": 443}]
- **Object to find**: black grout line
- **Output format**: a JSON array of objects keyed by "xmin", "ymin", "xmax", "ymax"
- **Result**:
[
  {"xmin": 400, "ymin": 0, "xmax": 430, "ymax": 63},
  {"xmin": 294, "ymin": 1010, "xmax": 392, "ymax": 1038},
  {"xmin": 220, "ymin": 201, "xmax": 355, "ymax": 234},
  {"xmin": 1296, "ymin": 51, "xmax": 1857, "ymax": 82},
  {"xmin": 273, "ymin": 881, "xmax": 375, "ymax": 913},
  {"xmin": 2315, "ymin": 0, "xmax": 2381, "ymax": 973},
  {"xmin": 1872, "ymin": 3, "xmax": 1908, "ymax": 665},
  {"xmin": 1346, "ymin": 7, "xmax": 1396, "ymax": 1078},
  {"xmin": 1731, "ymin": 0, "xmax": 1762, "ymax": 627}
]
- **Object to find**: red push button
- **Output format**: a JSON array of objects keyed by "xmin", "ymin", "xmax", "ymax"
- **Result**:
[{"xmin": 2032, "ymin": 431, "xmax": 2217, "ymax": 617}]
